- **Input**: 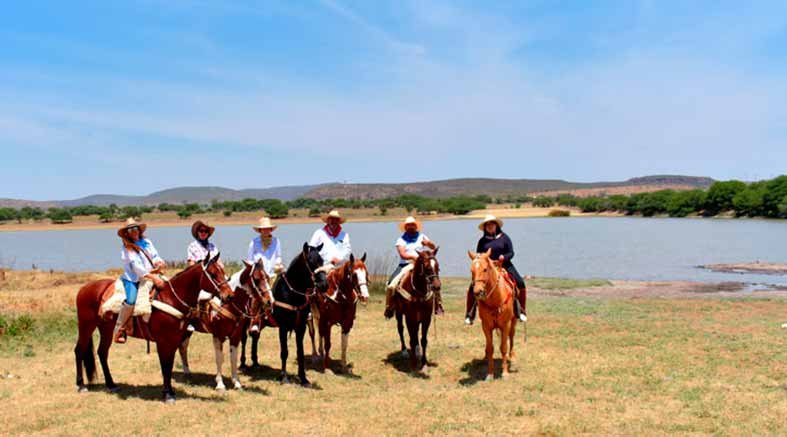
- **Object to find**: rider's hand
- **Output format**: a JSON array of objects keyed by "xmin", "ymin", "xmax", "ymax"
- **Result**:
[
  {"xmin": 498, "ymin": 255, "xmax": 505, "ymax": 263},
  {"xmin": 331, "ymin": 257, "xmax": 341, "ymax": 265},
  {"xmin": 152, "ymin": 277, "xmax": 165, "ymax": 289}
]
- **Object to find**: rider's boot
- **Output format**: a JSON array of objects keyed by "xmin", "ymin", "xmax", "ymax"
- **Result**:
[
  {"xmin": 383, "ymin": 284, "xmax": 395, "ymax": 319},
  {"xmin": 464, "ymin": 286, "xmax": 476, "ymax": 325},
  {"xmin": 517, "ymin": 285, "xmax": 528, "ymax": 322},
  {"xmin": 113, "ymin": 302, "xmax": 135, "ymax": 344}
]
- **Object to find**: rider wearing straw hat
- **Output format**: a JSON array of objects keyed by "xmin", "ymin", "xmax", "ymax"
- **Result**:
[
  {"xmin": 465, "ymin": 214, "xmax": 528, "ymax": 325},
  {"xmin": 308, "ymin": 210, "xmax": 352, "ymax": 268},
  {"xmin": 247, "ymin": 217, "xmax": 283, "ymax": 332},
  {"xmin": 115, "ymin": 218, "xmax": 166, "ymax": 343},
  {"xmin": 384, "ymin": 216, "xmax": 442, "ymax": 317}
]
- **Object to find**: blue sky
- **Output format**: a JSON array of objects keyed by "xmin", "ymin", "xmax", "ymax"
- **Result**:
[{"xmin": 2, "ymin": 0, "xmax": 786, "ymax": 200}]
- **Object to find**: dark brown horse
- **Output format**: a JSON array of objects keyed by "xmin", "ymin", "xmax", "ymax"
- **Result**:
[
  {"xmin": 310, "ymin": 253, "xmax": 369, "ymax": 373},
  {"xmin": 74, "ymin": 253, "xmax": 233, "ymax": 402},
  {"xmin": 393, "ymin": 249, "xmax": 441, "ymax": 372},
  {"xmin": 178, "ymin": 259, "xmax": 271, "ymax": 391}
]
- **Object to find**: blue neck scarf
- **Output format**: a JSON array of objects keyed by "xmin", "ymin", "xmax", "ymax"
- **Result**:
[
  {"xmin": 197, "ymin": 238, "xmax": 210, "ymax": 249},
  {"xmin": 401, "ymin": 231, "xmax": 420, "ymax": 244},
  {"xmin": 136, "ymin": 238, "xmax": 150, "ymax": 250}
]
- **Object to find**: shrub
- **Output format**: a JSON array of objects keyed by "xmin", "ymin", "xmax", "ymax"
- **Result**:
[
  {"xmin": 223, "ymin": 210, "xmax": 232, "ymax": 217},
  {"xmin": 548, "ymin": 209, "xmax": 570, "ymax": 217},
  {"xmin": 47, "ymin": 208, "xmax": 73, "ymax": 224},
  {"xmin": 533, "ymin": 196, "xmax": 555, "ymax": 208},
  {"xmin": 177, "ymin": 210, "xmax": 193, "ymax": 219}
]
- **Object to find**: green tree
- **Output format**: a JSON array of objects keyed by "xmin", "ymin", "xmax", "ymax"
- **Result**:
[
  {"xmin": 177, "ymin": 209, "xmax": 193, "ymax": 219},
  {"xmin": 762, "ymin": 175, "xmax": 787, "ymax": 218},
  {"xmin": 732, "ymin": 183, "xmax": 767, "ymax": 217},
  {"xmin": 666, "ymin": 190, "xmax": 706, "ymax": 217},
  {"xmin": 532, "ymin": 196, "xmax": 555, "ymax": 208},
  {"xmin": 704, "ymin": 180, "xmax": 746, "ymax": 216},
  {"xmin": 47, "ymin": 208, "xmax": 73, "ymax": 224}
]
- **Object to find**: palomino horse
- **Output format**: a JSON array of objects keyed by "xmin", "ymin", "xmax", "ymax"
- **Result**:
[
  {"xmin": 272, "ymin": 243, "xmax": 328, "ymax": 386},
  {"xmin": 393, "ymin": 249, "xmax": 441, "ymax": 372},
  {"xmin": 309, "ymin": 253, "xmax": 369, "ymax": 373},
  {"xmin": 177, "ymin": 259, "xmax": 272, "ymax": 391},
  {"xmin": 74, "ymin": 253, "xmax": 233, "ymax": 402},
  {"xmin": 467, "ymin": 249, "xmax": 517, "ymax": 381}
]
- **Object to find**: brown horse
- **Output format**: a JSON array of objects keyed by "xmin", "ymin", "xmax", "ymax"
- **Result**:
[
  {"xmin": 178, "ymin": 259, "xmax": 272, "ymax": 391},
  {"xmin": 310, "ymin": 253, "xmax": 369, "ymax": 373},
  {"xmin": 467, "ymin": 249, "xmax": 517, "ymax": 381},
  {"xmin": 74, "ymin": 253, "xmax": 233, "ymax": 402},
  {"xmin": 393, "ymin": 249, "xmax": 441, "ymax": 372}
]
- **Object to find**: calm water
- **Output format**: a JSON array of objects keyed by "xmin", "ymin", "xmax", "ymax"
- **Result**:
[{"xmin": 1, "ymin": 217, "xmax": 786, "ymax": 285}]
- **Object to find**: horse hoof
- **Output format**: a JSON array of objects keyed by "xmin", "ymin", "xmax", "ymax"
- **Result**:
[
  {"xmin": 300, "ymin": 379, "xmax": 312, "ymax": 388},
  {"xmin": 107, "ymin": 385, "xmax": 120, "ymax": 393},
  {"xmin": 400, "ymin": 350, "xmax": 409, "ymax": 359},
  {"xmin": 502, "ymin": 372, "xmax": 510, "ymax": 379},
  {"xmin": 311, "ymin": 356, "xmax": 321, "ymax": 364},
  {"xmin": 484, "ymin": 374, "xmax": 493, "ymax": 382},
  {"xmin": 280, "ymin": 375, "xmax": 290, "ymax": 384},
  {"xmin": 233, "ymin": 381, "xmax": 243, "ymax": 390},
  {"xmin": 215, "ymin": 385, "xmax": 226, "ymax": 392},
  {"xmin": 325, "ymin": 368, "xmax": 334, "ymax": 375},
  {"xmin": 251, "ymin": 363, "xmax": 261, "ymax": 370},
  {"xmin": 78, "ymin": 386, "xmax": 88, "ymax": 393},
  {"xmin": 164, "ymin": 397, "xmax": 176, "ymax": 404}
]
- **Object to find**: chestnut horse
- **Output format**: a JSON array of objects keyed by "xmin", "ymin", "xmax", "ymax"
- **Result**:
[
  {"xmin": 74, "ymin": 253, "xmax": 233, "ymax": 402},
  {"xmin": 310, "ymin": 253, "xmax": 369, "ymax": 373},
  {"xmin": 393, "ymin": 249, "xmax": 441, "ymax": 372},
  {"xmin": 467, "ymin": 249, "xmax": 517, "ymax": 381},
  {"xmin": 271, "ymin": 243, "xmax": 328, "ymax": 386},
  {"xmin": 178, "ymin": 259, "xmax": 271, "ymax": 391}
]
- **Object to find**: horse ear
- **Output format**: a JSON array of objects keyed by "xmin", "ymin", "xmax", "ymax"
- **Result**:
[
  {"xmin": 302, "ymin": 242, "xmax": 309, "ymax": 253},
  {"xmin": 484, "ymin": 248, "xmax": 492, "ymax": 258},
  {"xmin": 467, "ymin": 250, "xmax": 476, "ymax": 260},
  {"xmin": 361, "ymin": 252, "xmax": 367, "ymax": 263},
  {"xmin": 202, "ymin": 252, "xmax": 211, "ymax": 266},
  {"xmin": 349, "ymin": 253, "xmax": 355, "ymax": 263},
  {"xmin": 316, "ymin": 243, "xmax": 324, "ymax": 251},
  {"xmin": 433, "ymin": 246, "xmax": 439, "ymax": 256},
  {"xmin": 211, "ymin": 252, "xmax": 221, "ymax": 265},
  {"xmin": 243, "ymin": 259, "xmax": 252, "ymax": 268}
]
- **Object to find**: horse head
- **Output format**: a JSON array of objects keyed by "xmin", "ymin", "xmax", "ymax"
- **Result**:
[
  {"xmin": 301, "ymin": 242, "xmax": 328, "ymax": 291},
  {"xmin": 199, "ymin": 252, "xmax": 234, "ymax": 301},
  {"xmin": 467, "ymin": 248, "xmax": 494, "ymax": 301},
  {"xmin": 351, "ymin": 252, "xmax": 369, "ymax": 302},
  {"xmin": 415, "ymin": 249, "xmax": 441, "ymax": 296},
  {"xmin": 241, "ymin": 259, "xmax": 272, "ymax": 309}
]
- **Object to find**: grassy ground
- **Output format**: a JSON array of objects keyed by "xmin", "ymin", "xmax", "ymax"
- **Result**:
[{"xmin": 1, "ymin": 272, "xmax": 785, "ymax": 435}]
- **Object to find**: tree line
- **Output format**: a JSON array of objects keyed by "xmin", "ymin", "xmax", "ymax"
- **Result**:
[{"xmin": 1, "ymin": 176, "xmax": 784, "ymax": 224}]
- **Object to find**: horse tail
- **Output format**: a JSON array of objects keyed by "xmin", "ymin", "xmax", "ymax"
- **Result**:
[{"xmin": 80, "ymin": 336, "xmax": 97, "ymax": 383}]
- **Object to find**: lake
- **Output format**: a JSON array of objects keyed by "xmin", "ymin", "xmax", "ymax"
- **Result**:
[{"xmin": 1, "ymin": 217, "xmax": 786, "ymax": 285}]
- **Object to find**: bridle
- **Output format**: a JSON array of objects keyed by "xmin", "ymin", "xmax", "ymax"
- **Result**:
[
  {"xmin": 410, "ymin": 255, "xmax": 440, "ymax": 297},
  {"xmin": 472, "ymin": 255, "xmax": 502, "ymax": 303},
  {"xmin": 163, "ymin": 261, "xmax": 228, "ymax": 314},
  {"xmin": 280, "ymin": 250, "xmax": 323, "ymax": 300}
]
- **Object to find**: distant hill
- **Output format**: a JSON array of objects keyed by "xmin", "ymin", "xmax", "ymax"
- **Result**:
[
  {"xmin": 301, "ymin": 175, "xmax": 715, "ymax": 200},
  {"xmin": 0, "ymin": 176, "xmax": 714, "ymax": 208}
]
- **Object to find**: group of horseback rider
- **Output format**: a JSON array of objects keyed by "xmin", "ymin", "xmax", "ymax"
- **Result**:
[{"xmin": 112, "ymin": 210, "xmax": 528, "ymax": 344}]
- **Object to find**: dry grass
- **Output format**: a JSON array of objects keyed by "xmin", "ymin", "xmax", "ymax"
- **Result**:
[{"xmin": 1, "ymin": 272, "xmax": 786, "ymax": 435}]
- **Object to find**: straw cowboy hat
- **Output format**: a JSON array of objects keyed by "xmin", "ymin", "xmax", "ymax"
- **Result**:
[
  {"xmin": 478, "ymin": 214, "xmax": 503, "ymax": 231},
  {"xmin": 252, "ymin": 217, "xmax": 278, "ymax": 231},
  {"xmin": 321, "ymin": 210, "xmax": 346, "ymax": 224},
  {"xmin": 191, "ymin": 220, "xmax": 215, "ymax": 239},
  {"xmin": 398, "ymin": 216, "xmax": 422, "ymax": 232},
  {"xmin": 117, "ymin": 217, "xmax": 147, "ymax": 238}
]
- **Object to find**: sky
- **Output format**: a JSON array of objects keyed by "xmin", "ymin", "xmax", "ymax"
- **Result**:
[{"xmin": 1, "ymin": 0, "xmax": 786, "ymax": 200}]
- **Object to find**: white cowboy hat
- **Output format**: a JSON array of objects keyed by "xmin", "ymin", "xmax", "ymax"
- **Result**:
[
  {"xmin": 117, "ymin": 217, "xmax": 147, "ymax": 238},
  {"xmin": 478, "ymin": 214, "xmax": 503, "ymax": 231},
  {"xmin": 321, "ymin": 210, "xmax": 346, "ymax": 224},
  {"xmin": 398, "ymin": 216, "xmax": 422, "ymax": 232},
  {"xmin": 252, "ymin": 217, "xmax": 278, "ymax": 231}
]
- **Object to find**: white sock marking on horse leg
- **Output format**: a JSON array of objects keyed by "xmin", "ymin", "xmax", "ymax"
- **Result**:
[
  {"xmin": 341, "ymin": 333, "xmax": 349, "ymax": 367},
  {"xmin": 230, "ymin": 345, "xmax": 241, "ymax": 389},
  {"xmin": 213, "ymin": 337, "xmax": 225, "ymax": 390}
]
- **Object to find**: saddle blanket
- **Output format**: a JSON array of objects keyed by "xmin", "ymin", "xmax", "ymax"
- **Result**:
[{"xmin": 99, "ymin": 279, "xmax": 153, "ymax": 321}]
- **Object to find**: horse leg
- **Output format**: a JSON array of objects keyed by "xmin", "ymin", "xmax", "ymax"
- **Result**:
[
  {"xmin": 229, "ymin": 338, "xmax": 242, "ymax": 390},
  {"xmin": 295, "ymin": 321, "xmax": 310, "ymax": 387},
  {"xmin": 509, "ymin": 321, "xmax": 517, "ymax": 363},
  {"xmin": 483, "ymin": 326, "xmax": 495, "ymax": 381},
  {"xmin": 157, "ymin": 343, "xmax": 177, "ymax": 403},
  {"xmin": 501, "ymin": 322, "xmax": 511, "ymax": 378},
  {"xmin": 308, "ymin": 315, "xmax": 319, "ymax": 363},
  {"xmin": 278, "ymin": 327, "xmax": 289, "ymax": 383},
  {"xmin": 420, "ymin": 316, "xmax": 431, "ymax": 370},
  {"xmin": 97, "ymin": 324, "xmax": 118, "ymax": 392},
  {"xmin": 239, "ymin": 322, "xmax": 249, "ymax": 370},
  {"xmin": 340, "ymin": 330, "xmax": 349, "ymax": 373},
  {"xmin": 396, "ymin": 311, "xmax": 407, "ymax": 358},
  {"xmin": 406, "ymin": 318, "xmax": 419, "ymax": 372},
  {"xmin": 250, "ymin": 331, "xmax": 260, "ymax": 368},
  {"xmin": 322, "ymin": 323, "xmax": 332, "ymax": 373},
  {"xmin": 178, "ymin": 335, "xmax": 191, "ymax": 377},
  {"xmin": 213, "ymin": 336, "xmax": 226, "ymax": 391}
]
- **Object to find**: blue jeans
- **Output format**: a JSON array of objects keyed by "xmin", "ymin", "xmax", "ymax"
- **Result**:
[{"xmin": 122, "ymin": 279, "xmax": 139, "ymax": 305}]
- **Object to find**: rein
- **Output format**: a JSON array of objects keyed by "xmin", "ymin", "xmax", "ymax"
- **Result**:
[
  {"xmin": 161, "ymin": 263, "xmax": 226, "ymax": 316},
  {"xmin": 275, "ymin": 251, "xmax": 320, "ymax": 312},
  {"xmin": 474, "ymin": 258, "xmax": 510, "ymax": 315}
]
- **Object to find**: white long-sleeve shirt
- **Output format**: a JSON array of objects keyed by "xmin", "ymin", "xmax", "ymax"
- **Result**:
[
  {"xmin": 309, "ymin": 227, "xmax": 351, "ymax": 266},
  {"xmin": 121, "ymin": 238, "xmax": 162, "ymax": 282},
  {"xmin": 247, "ymin": 236, "xmax": 282, "ymax": 276}
]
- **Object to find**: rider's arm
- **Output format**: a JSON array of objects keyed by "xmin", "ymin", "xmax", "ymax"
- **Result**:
[
  {"xmin": 247, "ymin": 239, "xmax": 256, "ymax": 263},
  {"xmin": 499, "ymin": 234, "xmax": 515, "ymax": 263},
  {"xmin": 396, "ymin": 245, "xmax": 416, "ymax": 261},
  {"xmin": 422, "ymin": 236, "xmax": 436, "ymax": 250},
  {"xmin": 339, "ymin": 233, "xmax": 352, "ymax": 263},
  {"xmin": 273, "ymin": 238, "xmax": 282, "ymax": 267}
]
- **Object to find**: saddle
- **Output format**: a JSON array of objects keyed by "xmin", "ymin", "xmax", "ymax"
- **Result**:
[
  {"xmin": 501, "ymin": 271, "xmax": 517, "ymax": 289},
  {"xmin": 99, "ymin": 279, "xmax": 153, "ymax": 320}
]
